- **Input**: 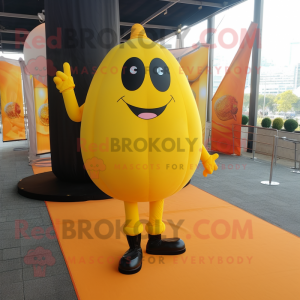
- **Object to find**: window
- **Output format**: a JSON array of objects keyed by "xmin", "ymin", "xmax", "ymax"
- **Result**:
[
  {"xmin": 0, "ymin": 52, "xmax": 24, "ymax": 60},
  {"xmin": 159, "ymin": 35, "xmax": 177, "ymax": 49},
  {"xmin": 182, "ymin": 20, "xmax": 207, "ymax": 48},
  {"xmin": 258, "ymin": 0, "xmax": 300, "ymax": 129},
  {"xmin": 212, "ymin": 0, "xmax": 254, "ymax": 113}
]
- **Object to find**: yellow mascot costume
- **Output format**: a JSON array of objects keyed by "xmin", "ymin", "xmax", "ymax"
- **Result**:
[{"xmin": 54, "ymin": 24, "xmax": 218, "ymax": 274}]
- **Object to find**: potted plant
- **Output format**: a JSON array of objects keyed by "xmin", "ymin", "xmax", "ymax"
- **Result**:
[
  {"xmin": 272, "ymin": 117, "xmax": 284, "ymax": 130},
  {"xmin": 284, "ymin": 119, "xmax": 299, "ymax": 132},
  {"xmin": 261, "ymin": 117, "xmax": 271, "ymax": 128}
]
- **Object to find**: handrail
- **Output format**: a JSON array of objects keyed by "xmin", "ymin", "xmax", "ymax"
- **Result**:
[{"xmin": 232, "ymin": 124, "xmax": 278, "ymax": 161}]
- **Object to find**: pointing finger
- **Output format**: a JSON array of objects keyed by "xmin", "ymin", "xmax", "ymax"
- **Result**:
[{"xmin": 63, "ymin": 62, "xmax": 71, "ymax": 77}]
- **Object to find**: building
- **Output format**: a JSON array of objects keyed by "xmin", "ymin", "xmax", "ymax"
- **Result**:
[
  {"xmin": 259, "ymin": 66, "xmax": 295, "ymax": 95},
  {"xmin": 289, "ymin": 42, "xmax": 300, "ymax": 66},
  {"xmin": 294, "ymin": 63, "xmax": 300, "ymax": 89}
]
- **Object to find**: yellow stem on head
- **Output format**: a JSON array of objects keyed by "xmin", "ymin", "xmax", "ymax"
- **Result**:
[{"xmin": 129, "ymin": 24, "xmax": 149, "ymax": 40}]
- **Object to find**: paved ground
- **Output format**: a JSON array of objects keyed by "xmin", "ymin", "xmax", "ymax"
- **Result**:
[
  {"xmin": 192, "ymin": 151, "xmax": 300, "ymax": 237},
  {"xmin": 0, "ymin": 138, "xmax": 77, "ymax": 300},
  {"xmin": 1, "ymin": 138, "xmax": 299, "ymax": 300}
]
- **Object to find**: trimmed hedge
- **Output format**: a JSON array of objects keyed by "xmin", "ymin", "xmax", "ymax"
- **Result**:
[
  {"xmin": 242, "ymin": 115, "xmax": 249, "ymax": 125},
  {"xmin": 261, "ymin": 117, "xmax": 271, "ymax": 128},
  {"xmin": 284, "ymin": 119, "xmax": 299, "ymax": 132},
  {"xmin": 272, "ymin": 118, "xmax": 284, "ymax": 130}
]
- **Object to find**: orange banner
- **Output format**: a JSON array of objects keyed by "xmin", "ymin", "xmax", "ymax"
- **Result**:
[
  {"xmin": 211, "ymin": 22, "xmax": 257, "ymax": 155},
  {"xmin": 0, "ymin": 61, "xmax": 26, "ymax": 142},
  {"xmin": 180, "ymin": 46, "xmax": 209, "ymax": 142},
  {"xmin": 33, "ymin": 78, "xmax": 50, "ymax": 154}
]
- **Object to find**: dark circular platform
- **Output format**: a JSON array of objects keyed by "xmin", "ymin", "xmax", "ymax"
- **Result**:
[{"xmin": 18, "ymin": 171, "xmax": 112, "ymax": 202}]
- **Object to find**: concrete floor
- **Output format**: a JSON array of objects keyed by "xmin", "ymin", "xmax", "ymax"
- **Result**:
[{"xmin": 1, "ymin": 138, "xmax": 300, "ymax": 299}]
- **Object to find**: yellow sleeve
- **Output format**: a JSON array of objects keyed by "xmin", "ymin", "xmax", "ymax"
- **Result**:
[{"xmin": 62, "ymin": 89, "xmax": 84, "ymax": 122}]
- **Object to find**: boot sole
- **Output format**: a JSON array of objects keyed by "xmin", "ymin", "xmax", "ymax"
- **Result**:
[
  {"xmin": 118, "ymin": 263, "xmax": 142, "ymax": 275},
  {"xmin": 146, "ymin": 248, "xmax": 186, "ymax": 255}
]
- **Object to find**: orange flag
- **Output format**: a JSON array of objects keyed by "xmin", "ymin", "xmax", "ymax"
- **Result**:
[
  {"xmin": 211, "ymin": 22, "xmax": 258, "ymax": 155},
  {"xmin": 0, "ymin": 61, "xmax": 26, "ymax": 142}
]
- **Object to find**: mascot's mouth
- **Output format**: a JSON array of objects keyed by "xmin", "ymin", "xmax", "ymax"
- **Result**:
[{"xmin": 118, "ymin": 96, "xmax": 175, "ymax": 120}]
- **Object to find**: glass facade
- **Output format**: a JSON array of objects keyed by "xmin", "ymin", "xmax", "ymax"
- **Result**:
[
  {"xmin": 212, "ymin": 0, "xmax": 254, "ymax": 96},
  {"xmin": 182, "ymin": 20, "xmax": 207, "ymax": 48},
  {"xmin": 0, "ymin": 52, "xmax": 24, "ymax": 60},
  {"xmin": 156, "ymin": 0, "xmax": 300, "ymax": 130},
  {"xmin": 258, "ymin": 0, "xmax": 300, "ymax": 128}
]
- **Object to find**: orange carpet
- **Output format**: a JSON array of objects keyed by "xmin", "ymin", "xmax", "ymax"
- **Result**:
[{"xmin": 32, "ymin": 166, "xmax": 300, "ymax": 300}]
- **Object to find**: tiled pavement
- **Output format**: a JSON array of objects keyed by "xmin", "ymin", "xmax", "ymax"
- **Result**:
[
  {"xmin": 0, "ymin": 138, "xmax": 77, "ymax": 300},
  {"xmin": 1, "ymin": 137, "xmax": 300, "ymax": 299},
  {"xmin": 192, "ymin": 151, "xmax": 300, "ymax": 237}
]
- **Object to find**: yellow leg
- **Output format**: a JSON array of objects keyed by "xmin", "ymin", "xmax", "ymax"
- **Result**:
[
  {"xmin": 123, "ymin": 202, "xmax": 143, "ymax": 236},
  {"xmin": 145, "ymin": 199, "xmax": 166, "ymax": 235}
]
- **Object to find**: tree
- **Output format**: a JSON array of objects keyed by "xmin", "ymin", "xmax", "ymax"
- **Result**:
[
  {"xmin": 243, "ymin": 93, "xmax": 250, "ymax": 110},
  {"xmin": 264, "ymin": 94, "xmax": 276, "ymax": 111},
  {"xmin": 292, "ymin": 97, "xmax": 300, "ymax": 112},
  {"xmin": 275, "ymin": 91, "xmax": 298, "ymax": 112},
  {"xmin": 257, "ymin": 94, "xmax": 276, "ymax": 111}
]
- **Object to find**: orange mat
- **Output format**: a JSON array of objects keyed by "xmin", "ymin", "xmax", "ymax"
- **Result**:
[{"xmin": 32, "ymin": 166, "xmax": 300, "ymax": 300}]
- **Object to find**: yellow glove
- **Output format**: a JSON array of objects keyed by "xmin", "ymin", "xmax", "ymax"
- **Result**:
[
  {"xmin": 201, "ymin": 147, "xmax": 219, "ymax": 177},
  {"xmin": 53, "ymin": 63, "xmax": 75, "ymax": 93}
]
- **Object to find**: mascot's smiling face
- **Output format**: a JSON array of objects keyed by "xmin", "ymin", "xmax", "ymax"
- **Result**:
[
  {"xmin": 119, "ymin": 57, "xmax": 174, "ymax": 120},
  {"xmin": 83, "ymin": 28, "xmax": 196, "ymax": 130},
  {"xmin": 116, "ymin": 41, "xmax": 181, "ymax": 123}
]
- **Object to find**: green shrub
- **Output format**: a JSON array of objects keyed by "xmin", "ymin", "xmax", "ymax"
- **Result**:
[
  {"xmin": 242, "ymin": 115, "xmax": 249, "ymax": 125},
  {"xmin": 272, "ymin": 117, "xmax": 284, "ymax": 130},
  {"xmin": 261, "ymin": 117, "xmax": 271, "ymax": 128},
  {"xmin": 284, "ymin": 119, "xmax": 299, "ymax": 132}
]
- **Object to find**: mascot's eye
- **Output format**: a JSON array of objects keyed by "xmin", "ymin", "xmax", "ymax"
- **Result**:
[
  {"xmin": 43, "ymin": 67, "xmax": 47, "ymax": 70},
  {"xmin": 35, "ymin": 67, "xmax": 39, "ymax": 70},
  {"xmin": 122, "ymin": 57, "xmax": 145, "ymax": 91},
  {"xmin": 130, "ymin": 66, "xmax": 137, "ymax": 74},
  {"xmin": 150, "ymin": 58, "xmax": 170, "ymax": 92},
  {"xmin": 157, "ymin": 67, "xmax": 164, "ymax": 75}
]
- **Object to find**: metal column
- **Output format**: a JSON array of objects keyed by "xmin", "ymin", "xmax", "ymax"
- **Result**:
[
  {"xmin": 247, "ymin": 0, "xmax": 264, "ymax": 153},
  {"xmin": 206, "ymin": 16, "xmax": 215, "ymax": 123}
]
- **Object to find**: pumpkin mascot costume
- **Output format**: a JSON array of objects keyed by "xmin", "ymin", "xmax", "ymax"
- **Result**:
[{"xmin": 54, "ymin": 24, "xmax": 218, "ymax": 274}]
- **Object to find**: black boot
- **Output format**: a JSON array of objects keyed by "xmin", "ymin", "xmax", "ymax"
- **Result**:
[
  {"xmin": 146, "ymin": 234, "xmax": 186, "ymax": 255},
  {"xmin": 119, "ymin": 234, "xmax": 142, "ymax": 275}
]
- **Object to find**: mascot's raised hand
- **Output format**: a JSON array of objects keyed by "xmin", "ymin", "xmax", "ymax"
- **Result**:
[
  {"xmin": 53, "ymin": 63, "xmax": 75, "ymax": 93},
  {"xmin": 53, "ymin": 63, "xmax": 84, "ymax": 122}
]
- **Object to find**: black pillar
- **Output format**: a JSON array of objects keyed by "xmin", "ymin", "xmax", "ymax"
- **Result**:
[
  {"xmin": 45, "ymin": 0, "xmax": 120, "ymax": 182},
  {"xmin": 248, "ymin": 0, "xmax": 264, "ymax": 152}
]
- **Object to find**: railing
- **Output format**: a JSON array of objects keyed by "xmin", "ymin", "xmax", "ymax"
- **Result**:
[
  {"xmin": 207, "ymin": 123, "xmax": 300, "ymax": 186},
  {"xmin": 277, "ymin": 137, "xmax": 300, "ymax": 174},
  {"xmin": 232, "ymin": 124, "xmax": 279, "ymax": 162},
  {"xmin": 261, "ymin": 135, "xmax": 280, "ymax": 186}
]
